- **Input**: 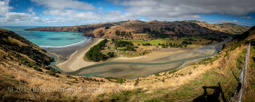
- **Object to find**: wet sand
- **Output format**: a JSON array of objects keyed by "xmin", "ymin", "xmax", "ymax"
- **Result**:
[
  {"xmin": 112, "ymin": 48, "xmax": 190, "ymax": 62},
  {"xmin": 55, "ymin": 38, "xmax": 104, "ymax": 72},
  {"xmin": 44, "ymin": 37, "xmax": 92, "ymax": 63},
  {"xmin": 70, "ymin": 47, "xmax": 215, "ymax": 79}
]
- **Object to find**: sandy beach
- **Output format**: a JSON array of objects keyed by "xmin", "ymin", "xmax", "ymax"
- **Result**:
[{"xmin": 56, "ymin": 38, "xmax": 104, "ymax": 72}]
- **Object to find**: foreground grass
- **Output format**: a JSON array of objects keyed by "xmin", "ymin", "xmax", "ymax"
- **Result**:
[{"xmin": 243, "ymin": 42, "xmax": 255, "ymax": 102}]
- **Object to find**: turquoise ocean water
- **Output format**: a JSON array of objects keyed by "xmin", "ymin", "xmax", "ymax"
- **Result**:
[{"xmin": 0, "ymin": 26, "xmax": 90, "ymax": 47}]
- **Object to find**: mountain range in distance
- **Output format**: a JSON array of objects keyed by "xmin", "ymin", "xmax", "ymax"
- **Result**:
[{"xmin": 26, "ymin": 20, "xmax": 250, "ymax": 40}]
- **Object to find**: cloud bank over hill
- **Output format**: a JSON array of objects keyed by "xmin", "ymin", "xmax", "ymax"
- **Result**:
[{"xmin": 0, "ymin": 0, "xmax": 254, "ymax": 26}]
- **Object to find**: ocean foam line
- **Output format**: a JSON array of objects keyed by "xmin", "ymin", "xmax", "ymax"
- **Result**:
[{"xmin": 39, "ymin": 37, "xmax": 92, "ymax": 48}]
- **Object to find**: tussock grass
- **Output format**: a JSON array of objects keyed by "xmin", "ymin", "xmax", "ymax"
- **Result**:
[{"xmin": 243, "ymin": 42, "xmax": 255, "ymax": 101}]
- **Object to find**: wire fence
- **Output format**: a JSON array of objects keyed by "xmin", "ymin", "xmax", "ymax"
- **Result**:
[{"xmin": 232, "ymin": 43, "xmax": 250, "ymax": 102}]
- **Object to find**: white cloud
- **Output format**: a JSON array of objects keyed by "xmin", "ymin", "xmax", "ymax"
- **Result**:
[
  {"xmin": 1, "ymin": 0, "xmax": 254, "ymax": 26},
  {"xmin": 0, "ymin": 0, "xmax": 11, "ymax": 16},
  {"xmin": 5, "ymin": 12, "xmax": 39, "ymax": 22},
  {"xmin": 29, "ymin": 0, "xmax": 135, "ymax": 25},
  {"xmin": 216, "ymin": 19, "xmax": 252, "ymax": 26},
  {"xmin": 109, "ymin": 0, "xmax": 255, "ymax": 20},
  {"xmin": 42, "ymin": 9, "xmax": 136, "ymax": 25},
  {"xmin": 0, "ymin": 0, "xmax": 135, "ymax": 26},
  {"xmin": 217, "ymin": 19, "xmax": 239, "ymax": 24},
  {"xmin": 31, "ymin": 0, "xmax": 95, "ymax": 10},
  {"xmin": 0, "ymin": 12, "xmax": 42, "ymax": 25},
  {"xmin": 0, "ymin": 0, "xmax": 42, "ymax": 26}
]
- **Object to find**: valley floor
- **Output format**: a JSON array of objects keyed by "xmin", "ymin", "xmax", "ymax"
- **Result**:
[{"xmin": 50, "ymin": 37, "xmax": 231, "ymax": 79}]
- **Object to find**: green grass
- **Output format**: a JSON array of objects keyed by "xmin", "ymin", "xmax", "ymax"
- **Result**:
[
  {"xmin": 105, "ymin": 77, "xmax": 126, "ymax": 84},
  {"xmin": 117, "ymin": 78, "xmax": 125, "ymax": 84},
  {"xmin": 124, "ymin": 37, "xmax": 214, "ymax": 47},
  {"xmin": 154, "ymin": 73, "xmax": 160, "ymax": 76},
  {"xmin": 168, "ymin": 69, "xmax": 179, "ymax": 74},
  {"xmin": 127, "ymin": 39, "xmax": 166, "ymax": 45}
]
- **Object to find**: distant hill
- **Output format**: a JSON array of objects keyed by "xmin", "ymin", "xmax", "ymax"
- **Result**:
[
  {"xmin": 223, "ymin": 26, "xmax": 255, "ymax": 51},
  {"xmin": 242, "ymin": 26, "xmax": 255, "ymax": 41},
  {"xmin": 186, "ymin": 20, "xmax": 250, "ymax": 35},
  {"xmin": 26, "ymin": 20, "xmax": 249, "ymax": 40}
]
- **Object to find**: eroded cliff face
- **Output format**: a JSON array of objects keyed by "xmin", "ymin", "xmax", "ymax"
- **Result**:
[{"xmin": 26, "ymin": 20, "xmax": 250, "ymax": 40}]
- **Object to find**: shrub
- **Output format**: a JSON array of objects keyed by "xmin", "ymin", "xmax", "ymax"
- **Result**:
[
  {"xmin": 45, "ymin": 66, "xmax": 51, "ymax": 70},
  {"xmin": 105, "ymin": 26, "xmax": 110, "ymax": 29},
  {"xmin": 117, "ymin": 78, "xmax": 125, "ymax": 84},
  {"xmin": 46, "ymin": 69, "xmax": 58, "ymax": 76},
  {"xmin": 116, "ymin": 30, "xmax": 120, "ymax": 36},
  {"xmin": 107, "ymin": 52, "xmax": 115, "ymax": 58},
  {"xmin": 134, "ymin": 79, "xmax": 139, "ymax": 86},
  {"xmin": 86, "ymin": 39, "xmax": 108, "ymax": 61},
  {"xmin": 154, "ymin": 73, "xmax": 160, "ymax": 76},
  {"xmin": 33, "ymin": 67, "xmax": 42, "ymax": 72},
  {"xmin": 114, "ymin": 40, "xmax": 133, "ymax": 47},
  {"xmin": 142, "ymin": 43, "xmax": 152, "ymax": 46}
]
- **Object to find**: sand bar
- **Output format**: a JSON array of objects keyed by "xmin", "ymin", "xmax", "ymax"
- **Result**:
[{"xmin": 56, "ymin": 38, "xmax": 104, "ymax": 72}]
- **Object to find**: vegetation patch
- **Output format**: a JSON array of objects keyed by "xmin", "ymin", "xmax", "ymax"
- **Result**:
[
  {"xmin": 105, "ymin": 77, "xmax": 126, "ymax": 84},
  {"xmin": 113, "ymin": 40, "xmax": 135, "ymax": 51},
  {"xmin": 85, "ymin": 39, "xmax": 110, "ymax": 61}
]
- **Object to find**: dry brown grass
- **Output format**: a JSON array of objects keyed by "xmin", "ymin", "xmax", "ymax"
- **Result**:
[
  {"xmin": 7, "ymin": 37, "xmax": 28, "ymax": 47},
  {"xmin": 243, "ymin": 45, "xmax": 255, "ymax": 102}
]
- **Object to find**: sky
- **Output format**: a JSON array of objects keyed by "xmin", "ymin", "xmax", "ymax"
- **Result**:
[{"xmin": 0, "ymin": 0, "xmax": 255, "ymax": 26}]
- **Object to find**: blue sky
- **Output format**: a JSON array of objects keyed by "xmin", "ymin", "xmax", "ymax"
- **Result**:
[{"xmin": 0, "ymin": 0, "xmax": 255, "ymax": 26}]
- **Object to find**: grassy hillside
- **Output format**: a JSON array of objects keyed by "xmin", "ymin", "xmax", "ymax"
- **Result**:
[
  {"xmin": 0, "ymin": 28, "xmax": 53, "ymax": 68},
  {"xmin": 188, "ymin": 20, "xmax": 250, "ymax": 35}
]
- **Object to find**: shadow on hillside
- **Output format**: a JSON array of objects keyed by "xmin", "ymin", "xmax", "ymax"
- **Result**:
[
  {"xmin": 231, "ymin": 69, "xmax": 239, "ymax": 82},
  {"xmin": 193, "ymin": 83, "xmax": 226, "ymax": 102}
]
